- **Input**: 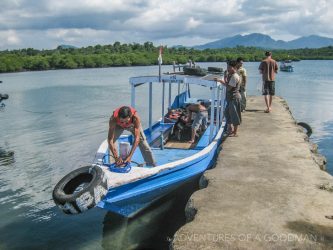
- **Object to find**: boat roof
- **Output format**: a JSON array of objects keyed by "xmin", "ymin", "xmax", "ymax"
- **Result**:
[{"xmin": 129, "ymin": 74, "xmax": 222, "ymax": 88}]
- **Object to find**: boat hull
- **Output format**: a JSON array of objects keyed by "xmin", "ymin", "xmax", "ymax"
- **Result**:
[
  {"xmin": 280, "ymin": 65, "xmax": 294, "ymax": 72},
  {"xmin": 97, "ymin": 126, "xmax": 223, "ymax": 217}
]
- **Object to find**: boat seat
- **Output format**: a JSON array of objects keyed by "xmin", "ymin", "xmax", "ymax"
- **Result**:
[
  {"xmin": 193, "ymin": 124, "xmax": 215, "ymax": 149},
  {"xmin": 144, "ymin": 123, "xmax": 174, "ymax": 145}
]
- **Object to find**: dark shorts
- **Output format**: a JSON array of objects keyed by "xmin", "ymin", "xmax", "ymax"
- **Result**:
[{"xmin": 262, "ymin": 81, "xmax": 275, "ymax": 96}]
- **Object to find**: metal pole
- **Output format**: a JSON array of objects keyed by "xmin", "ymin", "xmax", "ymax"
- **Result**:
[
  {"xmin": 209, "ymin": 87, "xmax": 215, "ymax": 142},
  {"xmin": 149, "ymin": 82, "xmax": 153, "ymax": 132},
  {"xmin": 220, "ymin": 86, "xmax": 224, "ymax": 126},
  {"xmin": 159, "ymin": 63, "xmax": 161, "ymax": 82},
  {"xmin": 216, "ymin": 87, "xmax": 220, "ymax": 130},
  {"xmin": 131, "ymin": 84, "xmax": 135, "ymax": 108},
  {"xmin": 177, "ymin": 82, "xmax": 180, "ymax": 107},
  {"xmin": 162, "ymin": 80, "xmax": 165, "ymax": 121},
  {"xmin": 168, "ymin": 82, "xmax": 172, "ymax": 109},
  {"xmin": 217, "ymin": 87, "xmax": 222, "ymax": 128},
  {"xmin": 185, "ymin": 83, "xmax": 188, "ymax": 102},
  {"xmin": 220, "ymin": 85, "xmax": 226, "ymax": 126}
]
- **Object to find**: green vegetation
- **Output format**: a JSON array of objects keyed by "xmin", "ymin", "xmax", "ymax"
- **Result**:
[{"xmin": 1, "ymin": 42, "xmax": 333, "ymax": 73}]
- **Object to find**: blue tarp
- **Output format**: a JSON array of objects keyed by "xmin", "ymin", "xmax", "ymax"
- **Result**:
[{"xmin": 171, "ymin": 90, "xmax": 190, "ymax": 109}]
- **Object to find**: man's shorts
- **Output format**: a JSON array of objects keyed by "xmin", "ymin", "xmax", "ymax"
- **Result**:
[
  {"xmin": 262, "ymin": 81, "xmax": 275, "ymax": 96},
  {"xmin": 192, "ymin": 111, "xmax": 208, "ymax": 131}
]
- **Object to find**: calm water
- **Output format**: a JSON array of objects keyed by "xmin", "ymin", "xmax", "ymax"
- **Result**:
[{"xmin": 0, "ymin": 61, "xmax": 332, "ymax": 249}]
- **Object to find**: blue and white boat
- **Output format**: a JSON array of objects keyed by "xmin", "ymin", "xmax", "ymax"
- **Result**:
[
  {"xmin": 0, "ymin": 81, "xmax": 9, "ymax": 107},
  {"xmin": 280, "ymin": 60, "xmax": 294, "ymax": 72},
  {"xmin": 53, "ymin": 73, "xmax": 226, "ymax": 217}
]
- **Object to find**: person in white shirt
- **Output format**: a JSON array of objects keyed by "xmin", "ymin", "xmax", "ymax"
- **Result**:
[{"xmin": 216, "ymin": 60, "xmax": 241, "ymax": 136}]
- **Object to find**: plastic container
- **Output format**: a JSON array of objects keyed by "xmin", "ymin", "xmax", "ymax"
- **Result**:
[{"xmin": 119, "ymin": 142, "xmax": 131, "ymax": 160}]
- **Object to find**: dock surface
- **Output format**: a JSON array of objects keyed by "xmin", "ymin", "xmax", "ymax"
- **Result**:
[{"xmin": 173, "ymin": 96, "xmax": 333, "ymax": 249}]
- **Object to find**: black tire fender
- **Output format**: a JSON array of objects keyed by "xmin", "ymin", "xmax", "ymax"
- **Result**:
[
  {"xmin": 0, "ymin": 94, "xmax": 9, "ymax": 101},
  {"xmin": 52, "ymin": 165, "xmax": 108, "ymax": 214},
  {"xmin": 297, "ymin": 122, "xmax": 312, "ymax": 137}
]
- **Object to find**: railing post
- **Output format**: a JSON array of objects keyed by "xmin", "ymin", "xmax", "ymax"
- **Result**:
[
  {"xmin": 216, "ymin": 86, "xmax": 220, "ymax": 130},
  {"xmin": 209, "ymin": 87, "xmax": 216, "ymax": 142},
  {"xmin": 131, "ymin": 84, "xmax": 135, "ymax": 108},
  {"xmin": 220, "ymin": 85, "xmax": 226, "ymax": 126},
  {"xmin": 149, "ymin": 82, "xmax": 153, "ymax": 132},
  {"xmin": 177, "ymin": 82, "xmax": 180, "ymax": 107},
  {"xmin": 168, "ymin": 82, "xmax": 172, "ymax": 109},
  {"xmin": 162, "ymin": 80, "xmax": 165, "ymax": 122}
]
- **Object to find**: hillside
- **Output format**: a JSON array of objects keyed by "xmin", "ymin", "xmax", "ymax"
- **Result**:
[{"xmin": 194, "ymin": 33, "xmax": 333, "ymax": 49}]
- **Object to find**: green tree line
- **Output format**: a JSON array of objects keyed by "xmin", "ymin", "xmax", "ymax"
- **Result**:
[{"xmin": 1, "ymin": 42, "xmax": 333, "ymax": 73}]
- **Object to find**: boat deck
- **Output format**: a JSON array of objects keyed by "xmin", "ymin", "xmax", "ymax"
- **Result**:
[
  {"xmin": 131, "ymin": 123, "xmax": 215, "ymax": 165},
  {"xmin": 132, "ymin": 147, "xmax": 200, "ymax": 166}
]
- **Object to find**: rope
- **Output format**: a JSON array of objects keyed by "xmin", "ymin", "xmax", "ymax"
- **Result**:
[
  {"xmin": 102, "ymin": 154, "xmax": 131, "ymax": 173},
  {"xmin": 101, "ymin": 153, "xmax": 146, "ymax": 173}
]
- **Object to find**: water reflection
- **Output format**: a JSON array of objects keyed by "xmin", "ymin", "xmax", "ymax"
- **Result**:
[
  {"xmin": 314, "ymin": 121, "xmax": 333, "ymax": 174},
  {"xmin": 0, "ymin": 147, "xmax": 15, "ymax": 164},
  {"xmin": 102, "ymin": 176, "xmax": 200, "ymax": 250}
]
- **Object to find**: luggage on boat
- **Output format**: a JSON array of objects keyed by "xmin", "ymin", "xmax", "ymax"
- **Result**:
[{"xmin": 169, "ymin": 110, "xmax": 192, "ymax": 141}]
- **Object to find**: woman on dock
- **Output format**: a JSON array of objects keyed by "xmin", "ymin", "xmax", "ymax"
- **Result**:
[{"xmin": 216, "ymin": 60, "xmax": 242, "ymax": 136}]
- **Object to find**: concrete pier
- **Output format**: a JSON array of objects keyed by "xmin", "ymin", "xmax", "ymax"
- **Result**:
[{"xmin": 172, "ymin": 96, "xmax": 333, "ymax": 249}]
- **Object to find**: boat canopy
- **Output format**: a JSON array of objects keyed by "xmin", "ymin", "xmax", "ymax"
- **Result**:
[{"xmin": 129, "ymin": 74, "xmax": 226, "ymax": 143}]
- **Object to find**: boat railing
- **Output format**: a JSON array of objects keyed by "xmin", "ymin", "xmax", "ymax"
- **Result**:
[{"xmin": 129, "ymin": 74, "xmax": 226, "ymax": 144}]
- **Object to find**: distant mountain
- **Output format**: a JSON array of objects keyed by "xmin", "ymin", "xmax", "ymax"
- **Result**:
[
  {"xmin": 194, "ymin": 33, "xmax": 333, "ymax": 50},
  {"xmin": 172, "ymin": 45, "xmax": 187, "ymax": 49},
  {"xmin": 57, "ymin": 44, "xmax": 77, "ymax": 49},
  {"xmin": 287, "ymin": 35, "xmax": 333, "ymax": 49}
]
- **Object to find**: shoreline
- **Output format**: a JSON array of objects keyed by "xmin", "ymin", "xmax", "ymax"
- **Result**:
[{"xmin": 3, "ymin": 59, "xmax": 333, "ymax": 75}]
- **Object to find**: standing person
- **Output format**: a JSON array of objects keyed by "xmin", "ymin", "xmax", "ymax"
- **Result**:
[
  {"xmin": 236, "ymin": 57, "xmax": 247, "ymax": 112},
  {"xmin": 108, "ymin": 106, "xmax": 156, "ymax": 167},
  {"xmin": 259, "ymin": 51, "xmax": 278, "ymax": 113},
  {"xmin": 216, "ymin": 60, "xmax": 241, "ymax": 136}
]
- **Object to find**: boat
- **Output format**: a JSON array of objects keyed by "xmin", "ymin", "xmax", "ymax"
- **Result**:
[
  {"xmin": 280, "ymin": 60, "xmax": 294, "ymax": 72},
  {"xmin": 0, "ymin": 93, "xmax": 9, "ymax": 107},
  {"xmin": 53, "ymin": 72, "xmax": 226, "ymax": 217},
  {"xmin": 0, "ymin": 81, "xmax": 9, "ymax": 107}
]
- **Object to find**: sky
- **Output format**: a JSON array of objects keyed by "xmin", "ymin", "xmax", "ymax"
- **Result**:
[{"xmin": 0, "ymin": 0, "xmax": 332, "ymax": 50}]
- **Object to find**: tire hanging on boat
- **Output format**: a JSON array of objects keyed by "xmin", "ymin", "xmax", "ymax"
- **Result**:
[{"xmin": 52, "ymin": 165, "xmax": 108, "ymax": 214}]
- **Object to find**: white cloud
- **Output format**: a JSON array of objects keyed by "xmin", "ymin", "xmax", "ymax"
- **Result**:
[
  {"xmin": 0, "ymin": 0, "xmax": 332, "ymax": 49},
  {"xmin": 186, "ymin": 17, "xmax": 201, "ymax": 30},
  {"xmin": 0, "ymin": 30, "xmax": 21, "ymax": 47}
]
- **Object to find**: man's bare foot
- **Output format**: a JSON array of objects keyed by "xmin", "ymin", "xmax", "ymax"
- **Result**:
[{"xmin": 264, "ymin": 108, "xmax": 270, "ymax": 113}]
